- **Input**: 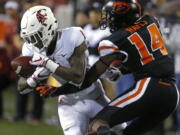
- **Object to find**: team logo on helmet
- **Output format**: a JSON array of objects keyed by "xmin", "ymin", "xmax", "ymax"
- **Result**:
[
  {"xmin": 36, "ymin": 9, "xmax": 47, "ymax": 25},
  {"xmin": 113, "ymin": 2, "xmax": 131, "ymax": 14}
]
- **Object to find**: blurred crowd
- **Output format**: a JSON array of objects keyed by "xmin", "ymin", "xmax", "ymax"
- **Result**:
[{"xmin": 0, "ymin": 0, "xmax": 179, "ymax": 135}]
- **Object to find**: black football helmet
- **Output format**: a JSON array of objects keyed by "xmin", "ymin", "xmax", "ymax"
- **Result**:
[{"xmin": 100, "ymin": 0, "xmax": 142, "ymax": 32}]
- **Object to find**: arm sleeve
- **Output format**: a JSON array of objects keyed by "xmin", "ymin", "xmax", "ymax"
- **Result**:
[
  {"xmin": 120, "ymin": 66, "xmax": 132, "ymax": 74},
  {"xmin": 51, "ymin": 83, "xmax": 81, "ymax": 97},
  {"xmin": 50, "ymin": 51, "xmax": 129, "ymax": 97}
]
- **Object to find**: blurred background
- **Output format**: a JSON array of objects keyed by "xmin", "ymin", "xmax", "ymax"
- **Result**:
[{"xmin": 0, "ymin": 0, "xmax": 179, "ymax": 135}]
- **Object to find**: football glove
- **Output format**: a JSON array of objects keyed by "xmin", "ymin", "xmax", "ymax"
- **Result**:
[
  {"xmin": 27, "ymin": 67, "xmax": 51, "ymax": 87},
  {"xmin": 19, "ymin": 88, "xmax": 33, "ymax": 95},
  {"xmin": 35, "ymin": 85, "xmax": 57, "ymax": 97},
  {"xmin": 30, "ymin": 52, "xmax": 59, "ymax": 73},
  {"xmin": 100, "ymin": 66, "xmax": 121, "ymax": 82}
]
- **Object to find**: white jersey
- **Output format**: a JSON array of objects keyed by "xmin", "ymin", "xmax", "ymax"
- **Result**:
[
  {"xmin": 22, "ymin": 27, "xmax": 85, "ymax": 84},
  {"xmin": 22, "ymin": 27, "xmax": 125, "ymax": 135},
  {"xmin": 46, "ymin": 27, "xmax": 86, "ymax": 84},
  {"xmin": 22, "ymin": 26, "xmax": 85, "ymax": 61},
  {"xmin": 22, "ymin": 26, "xmax": 106, "ymax": 103}
]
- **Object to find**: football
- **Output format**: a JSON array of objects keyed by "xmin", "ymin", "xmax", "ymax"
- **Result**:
[{"xmin": 11, "ymin": 56, "xmax": 36, "ymax": 78}]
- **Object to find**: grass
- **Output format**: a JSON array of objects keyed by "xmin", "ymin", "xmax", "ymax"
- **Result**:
[
  {"xmin": 0, "ymin": 84, "xmax": 178, "ymax": 135},
  {"xmin": 0, "ymin": 121, "xmax": 62, "ymax": 135},
  {"xmin": 0, "ymin": 84, "xmax": 64, "ymax": 135}
]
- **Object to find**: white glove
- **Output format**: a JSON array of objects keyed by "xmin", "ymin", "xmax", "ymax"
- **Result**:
[
  {"xmin": 27, "ymin": 67, "xmax": 52, "ymax": 87},
  {"xmin": 100, "ymin": 66, "xmax": 121, "ymax": 82},
  {"xmin": 30, "ymin": 52, "xmax": 59, "ymax": 73},
  {"xmin": 19, "ymin": 88, "xmax": 33, "ymax": 95}
]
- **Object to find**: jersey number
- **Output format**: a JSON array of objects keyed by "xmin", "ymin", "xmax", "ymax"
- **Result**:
[{"xmin": 128, "ymin": 23, "xmax": 168, "ymax": 65}]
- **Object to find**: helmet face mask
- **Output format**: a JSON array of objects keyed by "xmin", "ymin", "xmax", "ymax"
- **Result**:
[
  {"xmin": 99, "ymin": 9, "xmax": 109, "ymax": 30},
  {"xmin": 20, "ymin": 6, "xmax": 58, "ymax": 52},
  {"xmin": 23, "ymin": 31, "xmax": 42, "ymax": 45},
  {"xmin": 100, "ymin": 0, "xmax": 141, "ymax": 32},
  {"xmin": 100, "ymin": 1, "xmax": 113, "ymax": 30}
]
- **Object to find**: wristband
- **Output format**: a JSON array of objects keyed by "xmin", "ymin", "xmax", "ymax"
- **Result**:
[{"xmin": 45, "ymin": 59, "xmax": 59, "ymax": 73}]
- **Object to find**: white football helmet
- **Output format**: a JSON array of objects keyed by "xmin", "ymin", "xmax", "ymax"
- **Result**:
[{"xmin": 20, "ymin": 5, "xmax": 58, "ymax": 52}]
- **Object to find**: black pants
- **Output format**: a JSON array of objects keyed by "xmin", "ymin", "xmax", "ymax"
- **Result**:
[
  {"xmin": 0, "ymin": 75, "xmax": 11, "ymax": 118},
  {"xmin": 93, "ymin": 77, "xmax": 179, "ymax": 135},
  {"xmin": 0, "ymin": 91, "xmax": 3, "ymax": 118},
  {"xmin": 15, "ymin": 90, "xmax": 44, "ymax": 120}
]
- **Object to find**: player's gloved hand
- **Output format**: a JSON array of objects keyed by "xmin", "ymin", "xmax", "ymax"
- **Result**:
[
  {"xmin": 108, "ymin": 70, "xmax": 121, "ymax": 82},
  {"xmin": 27, "ymin": 67, "xmax": 51, "ymax": 88},
  {"xmin": 35, "ymin": 85, "xmax": 57, "ymax": 97},
  {"xmin": 18, "ymin": 77, "xmax": 34, "ymax": 94},
  {"xmin": 20, "ymin": 88, "xmax": 34, "ymax": 95},
  {"xmin": 100, "ymin": 60, "xmax": 122, "ymax": 82},
  {"xmin": 100, "ymin": 66, "xmax": 121, "ymax": 82},
  {"xmin": 30, "ymin": 52, "xmax": 49, "ymax": 66},
  {"xmin": 30, "ymin": 52, "xmax": 59, "ymax": 73}
]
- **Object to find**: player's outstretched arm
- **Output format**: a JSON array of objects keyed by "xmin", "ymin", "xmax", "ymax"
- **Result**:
[
  {"xmin": 35, "ymin": 51, "xmax": 127, "ymax": 97},
  {"xmin": 81, "ymin": 51, "xmax": 125, "ymax": 89},
  {"xmin": 35, "ymin": 83, "xmax": 81, "ymax": 97}
]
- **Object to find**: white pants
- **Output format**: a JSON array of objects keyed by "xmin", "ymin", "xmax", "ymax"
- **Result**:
[
  {"xmin": 57, "ymin": 80, "xmax": 126, "ymax": 135},
  {"xmin": 58, "ymin": 98, "xmax": 107, "ymax": 135},
  {"xmin": 57, "ymin": 80, "xmax": 109, "ymax": 135}
]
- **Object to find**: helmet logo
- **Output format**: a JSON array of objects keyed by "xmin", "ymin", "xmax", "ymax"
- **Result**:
[
  {"xmin": 113, "ymin": 2, "xmax": 131, "ymax": 14},
  {"xmin": 36, "ymin": 9, "xmax": 47, "ymax": 25}
]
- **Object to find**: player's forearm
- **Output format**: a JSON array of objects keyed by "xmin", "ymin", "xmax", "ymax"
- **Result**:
[
  {"xmin": 50, "ymin": 83, "xmax": 82, "ymax": 97},
  {"xmin": 81, "ymin": 52, "xmax": 125, "ymax": 88},
  {"xmin": 120, "ymin": 66, "xmax": 132, "ymax": 74},
  {"xmin": 80, "ymin": 59, "xmax": 112, "ymax": 89}
]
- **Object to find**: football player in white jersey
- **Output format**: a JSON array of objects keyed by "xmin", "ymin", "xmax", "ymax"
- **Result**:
[{"xmin": 17, "ymin": 5, "xmax": 126, "ymax": 135}]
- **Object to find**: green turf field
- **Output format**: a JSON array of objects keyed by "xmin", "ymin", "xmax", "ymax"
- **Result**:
[
  {"xmin": 0, "ymin": 84, "xmax": 64, "ymax": 135},
  {"xmin": 0, "ymin": 121, "xmax": 63, "ymax": 135}
]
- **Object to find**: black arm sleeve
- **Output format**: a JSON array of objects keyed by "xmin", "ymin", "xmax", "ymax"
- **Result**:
[
  {"xmin": 50, "ymin": 65, "xmax": 100, "ymax": 97},
  {"xmin": 50, "ymin": 52, "xmax": 125, "ymax": 97},
  {"xmin": 51, "ymin": 83, "xmax": 81, "ymax": 97},
  {"xmin": 120, "ymin": 66, "xmax": 132, "ymax": 74}
]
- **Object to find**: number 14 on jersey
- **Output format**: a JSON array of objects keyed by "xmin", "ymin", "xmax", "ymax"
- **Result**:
[{"xmin": 128, "ymin": 23, "xmax": 168, "ymax": 65}]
